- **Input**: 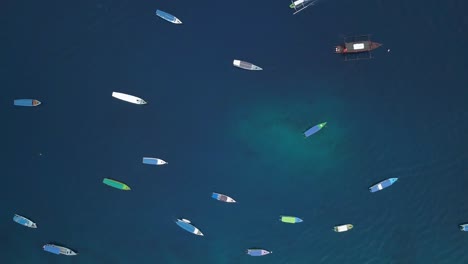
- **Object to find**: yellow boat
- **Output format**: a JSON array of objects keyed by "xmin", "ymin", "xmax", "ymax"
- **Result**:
[{"xmin": 334, "ymin": 224, "xmax": 353, "ymax": 232}]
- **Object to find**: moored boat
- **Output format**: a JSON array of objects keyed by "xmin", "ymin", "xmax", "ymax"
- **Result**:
[
  {"xmin": 142, "ymin": 157, "xmax": 167, "ymax": 165},
  {"xmin": 13, "ymin": 214, "xmax": 37, "ymax": 228},
  {"xmin": 102, "ymin": 178, "xmax": 131, "ymax": 190},
  {"xmin": 112, "ymin": 92, "xmax": 147, "ymax": 105},
  {"xmin": 14, "ymin": 99, "xmax": 41, "ymax": 107},
  {"xmin": 156, "ymin": 9, "xmax": 182, "ymax": 24},
  {"xmin": 43, "ymin": 244, "xmax": 77, "ymax": 256},
  {"xmin": 369, "ymin": 178, "xmax": 398, "ymax": 193},
  {"xmin": 232, "ymin": 60, "xmax": 262, "ymax": 71},
  {"xmin": 304, "ymin": 122, "xmax": 326, "ymax": 138},
  {"xmin": 280, "ymin": 215, "xmax": 303, "ymax": 224},
  {"xmin": 211, "ymin": 192, "xmax": 236, "ymax": 203},
  {"xmin": 246, "ymin": 248, "xmax": 272, "ymax": 256},
  {"xmin": 334, "ymin": 224, "xmax": 353, "ymax": 232},
  {"xmin": 175, "ymin": 218, "xmax": 204, "ymax": 236}
]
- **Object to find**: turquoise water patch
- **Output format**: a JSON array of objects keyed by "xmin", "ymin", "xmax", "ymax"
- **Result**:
[{"xmin": 226, "ymin": 93, "xmax": 352, "ymax": 183}]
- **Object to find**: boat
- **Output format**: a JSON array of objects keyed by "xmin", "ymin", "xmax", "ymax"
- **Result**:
[
  {"xmin": 112, "ymin": 92, "xmax": 147, "ymax": 105},
  {"xmin": 14, "ymin": 99, "xmax": 41, "ymax": 107},
  {"xmin": 290, "ymin": 0, "xmax": 318, "ymax": 15},
  {"xmin": 304, "ymin": 122, "xmax": 326, "ymax": 138},
  {"xmin": 142, "ymin": 157, "xmax": 167, "ymax": 165},
  {"xmin": 211, "ymin": 192, "xmax": 236, "ymax": 203},
  {"xmin": 460, "ymin": 224, "xmax": 468, "ymax": 231},
  {"xmin": 232, "ymin": 60, "xmax": 262, "ymax": 71},
  {"xmin": 335, "ymin": 35, "xmax": 382, "ymax": 61},
  {"xmin": 334, "ymin": 224, "xmax": 353, "ymax": 232},
  {"xmin": 43, "ymin": 244, "xmax": 77, "ymax": 256},
  {"xmin": 246, "ymin": 248, "xmax": 272, "ymax": 256},
  {"xmin": 156, "ymin": 9, "xmax": 182, "ymax": 24},
  {"xmin": 175, "ymin": 218, "xmax": 204, "ymax": 236},
  {"xmin": 102, "ymin": 178, "xmax": 131, "ymax": 190},
  {"xmin": 280, "ymin": 215, "xmax": 303, "ymax": 224},
  {"xmin": 369, "ymin": 178, "xmax": 398, "ymax": 193},
  {"xmin": 13, "ymin": 214, "xmax": 37, "ymax": 228}
]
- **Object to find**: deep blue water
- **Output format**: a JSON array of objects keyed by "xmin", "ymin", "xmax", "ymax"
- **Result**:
[{"xmin": 2, "ymin": 0, "xmax": 468, "ymax": 263}]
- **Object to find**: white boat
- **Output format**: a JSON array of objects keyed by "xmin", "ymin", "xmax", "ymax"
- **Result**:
[
  {"xmin": 43, "ymin": 244, "xmax": 78, "ymax": 256},
  {"xmin": 13, "ymin": 214, "xmax": 37, "ymax": 228},
  {"xmin": 112, "ymin": 92, "xmax": 147, "ymax": 105},
  {"xmin": 232, "ymin": 60, "xmax": 262, "ymax": 71},
  {"xmin": 334, "ymin": 224, "xmax": 353, "ymax": 232}
]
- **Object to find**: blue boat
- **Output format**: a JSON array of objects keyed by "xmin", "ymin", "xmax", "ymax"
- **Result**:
[
  {"xmin": 142, "ymin": 157, "xmax": 167, "ymax": 165},
  {"xmin": 175, "ymin": 218, "xmax": 204, "ymax": 236},
  {"xmin": 156, "ymin": 10, "xmax": 182, "ymax": 24},
  {"xmin": 13, "ymin": 214, "xmax": 37, "ymax": 228},
  {"xmin": 369, "ymin": 178, "xmax": 398, "ymax": 193},
  {"xmin": 304, "ymin": 122, "xmax": 326, "ymax": 138},
  {"xmin": 14, "ymin": 99, "xmax": 41, "ymax": 107},
  {"xmin": 43, "ymin": 244, "xmax": 77, "ymax": 256},
  {"xmin": 246, "ymin": 248, "xmax": 272, "ymax": 256},
  {"xmin": 43, "ymin": 245, "xmax": 61, "ymax": 255}
]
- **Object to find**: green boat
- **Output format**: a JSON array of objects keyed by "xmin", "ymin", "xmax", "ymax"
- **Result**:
[
  {"xmin": 279, "ymin": 215, "xmax": 303, "ymax": 224},
  {"xmin": 102, "ymin": 178, "xmax": 131, "ymax": 190}
]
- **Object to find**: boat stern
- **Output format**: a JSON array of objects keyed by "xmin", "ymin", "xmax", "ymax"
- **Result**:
[{"xmin": 335, "ymin": 46, "xmax": 345, "ymax": 53}]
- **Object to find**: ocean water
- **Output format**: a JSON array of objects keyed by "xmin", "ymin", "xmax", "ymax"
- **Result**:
[{"xmin": 1, "ymin": 0, "xmax": 468, "ymax": 263}]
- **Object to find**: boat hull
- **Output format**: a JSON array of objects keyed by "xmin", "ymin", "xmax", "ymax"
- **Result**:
[
  {"xmin": 280, "ymin": 216, "xmax": 303, "ymax": 224},
  {"xmin": 103, "ymin": 178, "xmax": 131, "ymax": 190},
  {"xmin": 14, "ymin": 99, "xmax": 41, "ymax": 107},
  {"xmin": 176, "ymin": 219, "xmax": 203, "ymax": 236},
  {"xmin": 304, "ymin": 122, "xmax": 326, "ymax": 137},
  {"xmin": 334, "ymin": 224, "xmax": 353, "ymax": 232},
  {"xmin": 112, "ymin": 92, "xmax": 146, "ymax": 104},
  {"xmin": 369, "ymin": 178, "xmax": 398, "ymax": 193},
  {"xmin": 247, "ymin": 249, "xmax": 272, "ymax": 256},
  {"xmin": 233, "ymin": 60, "xmax": 262, "ymax": 70},
  {"xmin": 13, "ymin": 214, "xmax": 37, "ymax": 228},
  {"xmin": 142, "ymin": 157, "xmax": 167, "ymax": 165},
  {"xmin": 43, "ymin": 244, "xmax": 77, "ymax": 256},
  {"xmin": 156, "ymin": 10, "xmax": 182, "ymax": 24},
  {"xmin": 335, "ymin": 41, "xmax": 382, "ymax": 54},
  {"xmin": 211, "ymin": 192, "xmax": 236, "ymax": 203}
]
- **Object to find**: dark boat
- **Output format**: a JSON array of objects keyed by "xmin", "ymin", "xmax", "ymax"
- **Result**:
[{"xmin": 335, "ymin": 35, "xmax": 382, "ymax": 61}]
